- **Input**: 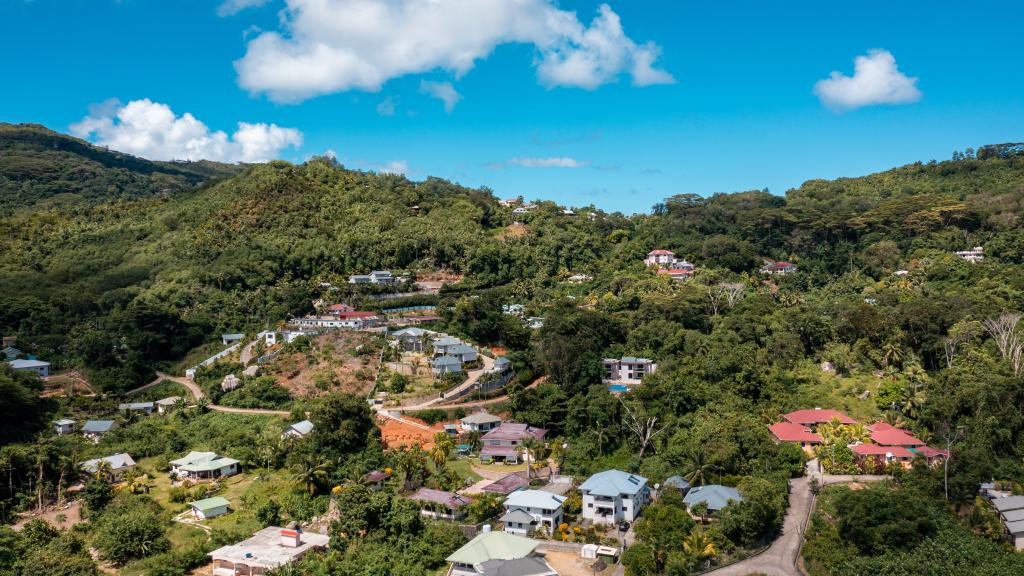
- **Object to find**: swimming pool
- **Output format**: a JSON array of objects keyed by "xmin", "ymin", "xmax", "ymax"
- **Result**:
[{"xmin": 608, "ymin": 384, "xmax": 629, "ymax": 393}]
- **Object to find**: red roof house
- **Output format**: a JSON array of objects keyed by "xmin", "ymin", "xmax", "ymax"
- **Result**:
[
  {"xmin": 851, "ymin": 444, "xmax": 916, "ymax": 460},
  {"xmin": 870, "ymin": 428, "xmax": 925, "ymax": 447},
  {"xmin": 782, "ymin": 408, "xmax": 857, "ymax": 426},
  {"xmin": 866, "ymin": 421, "xmax": 898, "ymax": 433},
  {"xmin": 768, "ymin": 422, "xmax": 823, "ymax": 444}
]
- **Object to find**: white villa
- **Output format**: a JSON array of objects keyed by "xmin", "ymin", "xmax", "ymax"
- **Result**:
[
  {"xmin": 603, "ymin": 357, "xmax": 658, "ymax": 385},
  {"xmin": 431, "ymin": 355, "xmax": 463, "ymax": 376},
  {"xmin": 956, "ymin": 246, "xmax": 984, "ymax": 263},
  {"xmin": 282, "ymin": 420, "xmax": 314, "ymax": 439},
  {"xmin": 460, "ymin": 411, "xmax": 502, "ymax": 433},
  {"xmin": 501, "ymin": 490, "xmax": 567, "ymax": 536},
  {"xmin": 580, "ymin": 469, "xmax": 651, "ymax": 524},
  {"xmin": 349, "ymin": 270, "xmax": 395, "ymax": 284},
  {"xmin": 170, "ymin": 451, "xmax": 240, "ymax": 482}
]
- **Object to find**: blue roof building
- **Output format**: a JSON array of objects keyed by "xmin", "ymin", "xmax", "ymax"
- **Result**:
[{"xmin": 683, "ymin": 484, "xmax": 743, "ymax": 512}]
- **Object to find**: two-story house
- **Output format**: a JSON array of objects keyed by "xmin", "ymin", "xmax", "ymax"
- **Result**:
[
  {"xmin": 579, "ymin": 469, "xmax": 650, "ymax": 525},
  {"xmin": 459, "ymin": 411, "xmax": 502, "ymax": 433},
  {"xmin": 501, "ymin": 490, "xmax": 566, "ymax": 535},
  {"xmin": 479, "ymin": 423, "xmax": 547, "ymax": 464},
  {"xmin": 603, "ymin": 357, "xmax": 658, "ymax": 386}
]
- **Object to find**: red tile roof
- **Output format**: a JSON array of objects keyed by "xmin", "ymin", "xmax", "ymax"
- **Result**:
[
  {"xmin": 851, "ymin": 444, "xmax": 916, "ymax": 459},
  {"xmin": 866, "ymin": 421, "xmax": 898, "ymax": 432},
  {"xmin": 407, "ymin": 488, "xmax": 471, "ymax": 510},
  {"xmin": 335, "ymin": 311, "xmax": 377, "ymax": 319},
  {"xmin": 481, "ymin": 423, "xmax": 547, "ymax": 442},
  {"xmin": 768, "ymin": 422, "xmax": 823, "ymax": 443},
  {"xmin": 870, "ymin": 428, "xmax": 924, "ymax": 447},
  {"xmin": 912, "ymin": 446, "xmax": 949, "ymax": 459},
  {"xmin": 782, "ymin": 409, "xmax": 857, "ymax": 425},
  {"xmin": 648, "ymin": 249, "xmax": 675, "ymax": 256}
]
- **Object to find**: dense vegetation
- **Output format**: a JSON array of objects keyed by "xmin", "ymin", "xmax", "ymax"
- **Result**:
[{"xmin": 2, "ymin": 126, "xmax": 1024, "ymax": 574}]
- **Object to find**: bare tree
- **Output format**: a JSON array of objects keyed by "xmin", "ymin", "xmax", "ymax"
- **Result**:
[
  {"xmin": 706, "ymin": 286, "xmax": 723, "ymax": 316},
  {"xmin": 720, "ymin": 283, "xmax": 746, "ymax": 308},
  {"xmin": 936, "ymin": 421, "xmax": 966, "ymax": 501},
  {"xmin": 983, "ymin": 313, "xmax": 1024, "ymax": 376},
  {"xmin": 618, "ymin": 396, "xmax": 668, "ymax": 458}
]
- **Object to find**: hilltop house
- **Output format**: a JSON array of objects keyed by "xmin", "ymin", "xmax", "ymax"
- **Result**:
[
  {"xmin": 768, "ymin": 422, "xmax": 823, "ymax": 455},
  {"xmin": 170, "ymin": 451, "xmax": 240, "ymax": 482},
  {"xmin": 53, "ymin": 419, "xmax": 75, "ymax": 435},
  {"xmin": 407, "ymin": 488, "xmax": 472, "ymax": 521},
  {"xmin": 447, "ymin": 343, "xmax": 479, "ymax": 363},
  {"xmin": 993, "ymin": 496, "xmax": 1024, "ymax": 549},
  {"xmin": 431, "ymin": 335, "xmax": 464, "ymax": 356},
  {"xmin": 760, "ymin": 261, "xmax": 797, "ymax": 275},
  {"xmin": 221, "ymin": 333, "xmax": 245, "ymax": 345},
  {"xmin": 190, "ymin": 496, "xmax": 230, "ymax": 520},
  {"xmin": 480, "ymin": 423, "xmax": 547, "ymax": 464},
  {"xmin": 431, "ymin": 355, "xmax": 463, "ymax": 376},
  {"xmin": 603, "ymin": 357, "xmax": 658, "ymax": 385},
  {"xmin": 208, "ymin": 525, "xmax": 330, "ymax": 575},
  {"xmin": 501, "ymin": 490, "xmax": 566, "ymax": 535},
  {"xmin": 956, "ymin": 246, "xmax": 984, "ymax": 263},
  {"xmin": 683, "ymin": 485, "xmax": 743, "ymax": 513},
  {"xmin": 119, "ymin": 401, "xmax": 154, "ymax": 415},
  {"xmin": 282, "ymin": 420, "xmax": 314, "ymax": 439},
  {"xmin": 482, "ymin": 472, "xmax": 530, "ymax": 496},
  {"xmin": 446, "ymin": 529, "xmax": 557, "ymax": 576},
  {"xmin": 81, "ymin": 420, "xmax": 115, "ymax": 443},
  {"xmin": 847, "ymin": 421, "xmax": 948, "ymax": 470},
  {"xmin": 390, "ymin": 327, "xmax": 431, "ymax": 352},
  {"xmin": 7, "ymin": 359, "xmax": 50, "ymax": 377},
  {"xmin": 644, "ymin": 249, "xmax": 677, "ymax": 267},
  {"xmin": 657, "ymin": 268, "xmax": 694, "ymax": 282},
  {"xmin": 580, "ymin": 469, "xmax": 651, "ymax": 524},
  {"xmin": 349, "ymin": 270, "xmax": 395, "ymax": 284},
  {"xmin": 294, "ymin": 311, "xmax": 380, "ymax": 330},
  {"xmin": 460, "ymin": 411, "xmax": 503, "ymax": 433},
  {"xmin": 80, "ymin": 453, "xmax": 136, "ymax": 482}
]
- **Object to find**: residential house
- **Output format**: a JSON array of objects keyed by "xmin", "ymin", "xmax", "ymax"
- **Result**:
[
  {"xmin": 992, "ymin": 496, "xmax": 1024, "ymax": 549},
  {"xmin": 644, "ymin": 249, "xmax": 676, "ymax": 267},
  {"xmin": 446, "ymin": 529, "xmax": 557, "ymax": 576},
  {"xmin": 53, "ymin": 419, "xmax": 75, "ymax": 435},
  {"xmin": 293, "ymin": 311, "xmax": 379, "ymax": 330},
  {"xmin": 431, "ymin": 355, "xmax": 463, "ymax": 376},
  {"xmin": 155, "ymin": 397, "xmax": 181, "ymax": 414},
  {"xmin": 781, "ymin": 408, "xmax": 857, "ymax": 428},
  {"xmin": 580, "ymin": 469, "xmax": 651, "ymax": 524},
  {"xmin": 501, "ymin": 490, "xmax": 566, "ymax": 535},
  {"xmin": 221, "ymin": 374, "xmax": 242, "ymax": 392},
  {"xmin": 566, "ymin": 273, "xmax": 592, "ymax": 283},
  {"xmin": 447, "ymin": 344, "xmax": 479, "ymax": 363},
  {"xmin": 431, "ymin": 335, "xmax": 463, "ymax": 356},
  {"xmin": 525, "ymin": 317, "xmax": 545, "ymax": 329},
  {"xmin": 259, "ymin": 330, "xmax": 278, "ymax": 346},
  {"xmin": 80, "ymin": 453, "xmax": 136, "ymax": 482},
  {"xmin": 955, "ymin": 246, "xmax": 984, "ymax": 263},
  {"xmin": 283, "ymin": 329, "xmax": 318, "ymax": 343},
  {"xmin": 119, "ymin": 401, "xmax": 155, "ymax": 415},
  {"xmin": 760, "ymin": 261, "xmax": 797, "ymax": 275},
  {"xmin": 7, "ymin": 359, "xmax": 49, "ymax": 377},
  {"xmin": 499, "ymin": 197, "xmax": 522, "ymax": 207},
  {"xmin": 407, "ymin": 488, "xmax": 472, "ymax": 521},
  {"xmin": 482, "ymin": 472, "xmax": 530, "ymax": 496},
  {"xmin": 208, "ymin": 525, "xmax": 330, "ymax": 575},
  {"xmin": 190, "ymin": 496, "xmax": 230, "ymax": 520},
  {"xmin": 512, "ymin": 204, "xmax": 538, "ymax": 215},
  {"xmin": 502, "ymin": 304, "xmax": 525, "ymax": 316},
  {"xmin": 683, "ymin": 485, "xmax": 743, "ymax": 513},
  {"xmin": 348, "ymin": 270, "xmax": 395, "ymax": 284},
  {"xmin": 282, "ymin": 420, "xmax": 314, "ymax": 439},
  {"xmin": 480, "ymin": 423, "xmax": 547, "ymax": 464},
  {"xmin": 170, "ymin": 451, "xmax": 240, "ymax": 481},
  {"xmin": 2, "ymin": 346, "xmax": 21, "ymax": 361},
  {"xmin": 391, "ymin": 327, "xmax": 430, "ymax": 352},
  {"xmin": 850, "ymin": 444, "xmax": 916, "ymax": 469},
  {"xmin": 460, "ymin": 411, "xmax": 503, "ymax": 433},
  {"xmin": 657, "ymin": 268, "xmax": 693, "ymax": 282},
  {"xmin": 662, "ymin": 475, "xmax": 691, "ymax": 496},
  {"xmin": 869, "ymin": 426, "xmax": 925, "ymax": 447},
  {"xmin": 768, "ymin": 422, "xmax": 823, "ymax": 455},
  {"xmin": 221, "ymin": 333, "xmax": 245, "ymax": 345},
  {"xmin": 603, "ymin": 357, "xmax": 658, "ymax": 385},
  {"xmin": 81, "ymin": 420, "xmax": 115, "ymax": 443},
  {"xmin": 362, "ymin": 470, "xmax": 391, "ymax": 491}
]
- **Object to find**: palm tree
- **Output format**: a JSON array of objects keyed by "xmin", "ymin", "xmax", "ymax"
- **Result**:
[
  {"xmin": 682, "ymin": 447, "xmax": 713, "ymax": 487},
  {"xmin": 429, "ymin": 432, "xmax": 454, "ymax": 468},
  {"xmin": 293, "ymin": 455, "xmax": 330, "ymax": 495},
  {"xmin": 94, "ymin": 459, "xmax": 114, "ymax": 484},
  {"xmin": 882, "ymin": 342, "xmax": 903, "ymax": 368},
  {"xmin": 682, "ymin": 529, "xmax": 717, "ymax": 569},
  {"xmin": 899, "ymin": 385, "xmax": 926, "ymax": 420},
  {"xmin": 520, "ymin": 437, "xmax": 542, "ymax": 479}
]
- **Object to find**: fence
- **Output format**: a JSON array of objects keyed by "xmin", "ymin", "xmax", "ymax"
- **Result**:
[{"xmin": 186, "ymin": 341, "xmax": 242, "ymax": 377}]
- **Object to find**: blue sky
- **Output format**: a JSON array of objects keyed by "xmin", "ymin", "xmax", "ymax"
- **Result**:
[{"xmin": 3, "ymin": 0, "xmax": 1023, "ymax": 213}]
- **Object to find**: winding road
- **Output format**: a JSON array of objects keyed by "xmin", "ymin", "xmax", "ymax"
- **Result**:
[{"xmin": 127, "ymin": 372, "xmax": 292, "ymax": 416}]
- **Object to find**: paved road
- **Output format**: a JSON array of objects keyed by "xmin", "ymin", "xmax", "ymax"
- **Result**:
[
  {"xmin": 704, "ymin": 460, "xmax": 888, "ymax": 576},
  {"xmin": 128, "ymin": 372, "xmax": 292, "ymax": 416},
  {"xmin": 393, "ymin": 354, "xmax": 496, "ymax": 412}
]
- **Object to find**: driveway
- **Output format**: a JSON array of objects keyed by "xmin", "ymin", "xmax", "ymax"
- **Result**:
[{"xmin": 393, "ymin": 354, "xmax": 496, "ymax": 412}]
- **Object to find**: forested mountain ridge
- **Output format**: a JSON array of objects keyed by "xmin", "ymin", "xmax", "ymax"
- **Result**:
[{"xmin": 0, "ymin": 123, "xmax": 240, "ymax": 213}]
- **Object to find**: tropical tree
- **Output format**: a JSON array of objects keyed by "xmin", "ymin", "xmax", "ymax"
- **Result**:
[
  {"xmin": 519, "ymin": 436, "xmax": 543, "ymax": 479},
  {"xmin": 682, "ymin": 447, "xmax": 714, "ymax": 487},
  {"xmin": 429, "ymin": 432, "xmax": 454, "ymax": 468},
  {"xmin": 293, "ymin": 455, "xmax": 330, "ymax": 495},
  {"xmin": 682, "ymin": 529, "xmax": 717, "ymax": 569}
]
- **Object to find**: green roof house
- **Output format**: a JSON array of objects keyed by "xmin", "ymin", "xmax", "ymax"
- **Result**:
[
  {"xmin": 446, "ymin": 529, "xmax": 556, "ymax": 576},
  {"xmin": 190, "ymin": 496, "xmax": 230, "ymax": 520},
  {"xmin": 170, "ymin": 451, "xmax": 240, "ymax": 481}
]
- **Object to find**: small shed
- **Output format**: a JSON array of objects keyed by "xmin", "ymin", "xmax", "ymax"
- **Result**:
[
  {"xmin": 53, "ymin": 419, "xmax": 75, "ymax": 435},
  {"xmin": 190, "ymin": 496, "xmax": 231, "ymax": 520}
]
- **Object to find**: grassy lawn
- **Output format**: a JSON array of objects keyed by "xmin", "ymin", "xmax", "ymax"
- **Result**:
[{"xmin": 447, "ymin": 458, "xmax": 483, "ymax": 482}]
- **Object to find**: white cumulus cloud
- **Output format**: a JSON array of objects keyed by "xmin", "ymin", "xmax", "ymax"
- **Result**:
[
  {"xmin": 508, "ymin": 156, "xmax": 588, "ymax": 168},
  {"xmin": 379, "ymin": 159, "xmax": 409, "ymax": 175},
  {"xmin": 814, "ymin": 49, "xmax": 922, "ymax": 111},
  {"xmin": 234, "ymin": 0, "xmax": 673, "ymax": 103},
  {"xmin": 419, "ymin": 80, "xmax": 462, "ymax": 113},
  {"xmin": 376, "ymin": 96, "xmax": 397, "ymax": 116},
  {"xmin": 70, "ymin": 98, "xmax": 303, "ymax": 163},
  {"xmin": 218, "ymin": 0, "xmax": 272, "ymax": 17}
]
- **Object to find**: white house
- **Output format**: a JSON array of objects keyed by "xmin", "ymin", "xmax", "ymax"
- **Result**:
[
  {"xmin": 446, "ymin": 529, "xmax": 557, "ymax": 576},
  {"xmin": 81, "ymin": 420, "xmax": 115, "ymax": 443},
  {"xmin": 80, "ymin": 453, "xmax": 136, "ymax": 481},
  {"xmin": 431, "ymin": 355, "xmax": 463, "ymax": 376},
  {"xmin": 579, "ymin": 469, "xmax": 651, "ymax": 524},
  {"xmin": 501, "ymin": 490, "xmax": 566, "ymax": 535},
  {"xmin": 119, "ymin": 401, "xmax": 154, "ymax": 414},
  {"xmin": 460, "ymin": 411, "xmax": 502, "ymax": 433},
  {"xmin": 53, "ymin": 419, "xmax": 75, "ymax": 435},
  {"xmin": 7, "ymin": 359, "xmax": 50, "ymax": 377},
  {"xmin": 760, "ymin": 261, "xmax": 797, "ymax": 275},
  {"xmin": 170, "ymin": 451, "xmax": 240, "ymax": 481},
  {"xmin": 221, "ymin": 333, "xmax": 245, "ymax": 345},
  {"xmin": 190, "ymin": 496, "xmax": 230, "ymax": 520},
  {"xmin": 390, "ymin": 327, "xmax": 431, "ymax": 352},
  {"xmin": 431, "ymin": 335, "xmax": 463, "ymax": 355},
  {"xmin": 603, "ymin": 357, "xmax": 658, "ymax": 385},
  {"xmin": 447, "ymin": 344, "xmax": 479, "ymax": 363},
  {"xmin": 349, "ymin": 271, "xmax": 395, "ymax": 284},
  {"xmin": 283, "ymin": 420, "xmax": 314, "ymax": 439},
  {"xmin": 956, "ymin": 246, "xmax": 984, "ymax": 263},
  {"xmin": 155, "ymin": 397, "xmax": 181, "ymax": 414},
  {"xmin": 644, "ymin": 249, "xmax": 676, "ymax": 267}
]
